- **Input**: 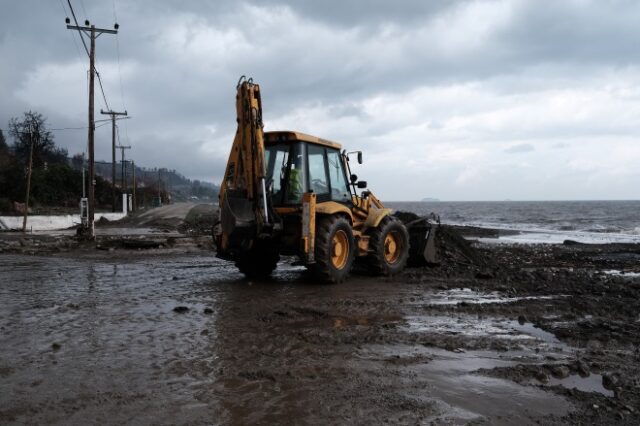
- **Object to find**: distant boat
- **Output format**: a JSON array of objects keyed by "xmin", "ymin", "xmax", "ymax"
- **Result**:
[{"xmin": 421, "ymin": 197, "xmax": 440, "ymax": 202}]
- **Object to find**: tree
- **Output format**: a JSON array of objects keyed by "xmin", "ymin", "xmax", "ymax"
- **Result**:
[
  {"xmin": 71, "ymin": 153, "xmax": 85, "ymax": 170},
  {"xmin": 8, "ymin": 111, "xmax": 68, "ymax": 168},
  {"xmin": 0, "ymin": 129, "xmax": 9, "ymax": 167},
  {"xmin": 0, "ymin": 129, "xmax": 6, "ymax": 152}
]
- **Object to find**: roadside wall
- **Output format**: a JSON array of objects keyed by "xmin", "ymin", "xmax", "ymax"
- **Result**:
[{"xmin": 0, "ymin": 212, "xmax": 126, "ymax": 231}]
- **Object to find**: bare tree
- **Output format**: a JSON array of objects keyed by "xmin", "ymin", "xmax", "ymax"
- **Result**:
[{"xmin": 8, "ymin": 111, "xmax": 67, "ymax": 168}]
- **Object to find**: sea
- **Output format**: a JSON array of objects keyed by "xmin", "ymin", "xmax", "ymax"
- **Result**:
[{"xmin": 386, "ymin": 200, "xmax": 640, "ymax": 244}]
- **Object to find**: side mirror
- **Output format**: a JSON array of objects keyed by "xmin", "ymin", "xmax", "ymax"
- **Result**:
[
  {"xmin": 350, "ymin": 174, "xmax": 358, "ymax": 183},
  {"xmin": 357, "ymin": 181, "xmax": 367, "ymax": 189},
  {"xmin": 357, "ymin": 151, "xmax": 363, "ymax": 164}
]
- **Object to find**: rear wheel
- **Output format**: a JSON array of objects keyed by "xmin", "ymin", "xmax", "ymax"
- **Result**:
[
  {"xmin": 366, "ymin": 216, "xmax": 410, "ymax": 275},
  {"xmin": 310, "ymin": 215, "xmax": 355, "ymax": 283},
  {"xmin": 235, "ymin": 240, "xmax": 279, "ymax": 279}
]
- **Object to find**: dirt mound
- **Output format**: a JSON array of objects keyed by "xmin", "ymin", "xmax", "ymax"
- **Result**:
[
  {"xmin": 393, "ymin": 211, "xmax": 489, "ymax": 268},
  {"xmin": 436, "ymin": 224, "xmax": 489, "ymax": 267},
  {"xmin": 177, "ymin": 204, "xmax": 218, "ymax": 236}
]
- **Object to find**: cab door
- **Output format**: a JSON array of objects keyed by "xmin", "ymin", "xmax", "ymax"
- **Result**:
[{"xmin": 306, "ymin": 144, "xmax": 352, "ymax": 205}]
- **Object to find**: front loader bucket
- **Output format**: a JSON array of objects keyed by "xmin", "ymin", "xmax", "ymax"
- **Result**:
[{"xmin": 405, "ymin": 217, "xmax": 440, "ymax": 266}]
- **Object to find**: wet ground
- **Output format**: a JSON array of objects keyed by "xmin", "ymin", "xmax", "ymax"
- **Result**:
[{"xmin": 1, "ymin": 224, "xmax": 640, "ymax": 424}]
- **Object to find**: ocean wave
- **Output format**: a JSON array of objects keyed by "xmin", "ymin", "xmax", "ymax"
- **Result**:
[
  {"xmin": 449, "ymin": 221, "xmax": 640, "ymax": 244},
  {"xmin": 582, "ymin": 225, "xmax": 625, "ymax": 234},
  {"xmin": 386, "ymin": 200, "xmax": 640, "ymax": 242}
]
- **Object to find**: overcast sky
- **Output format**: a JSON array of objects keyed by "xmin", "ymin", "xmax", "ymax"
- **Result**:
[{"xmin": 1, "ymin": 0, "xmax": 639, "ymax": 201}]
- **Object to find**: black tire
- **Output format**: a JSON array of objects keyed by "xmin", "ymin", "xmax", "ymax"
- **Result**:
[
  {"xmin": 235, "ymin": 240, "xmax": 279, "ymax": 279},
  {"xmin": 366, "ymin": 216, "xmax": 410, "ymax": 275},
  {"xmin": 310, "ymin": 215, "xmax": 355, "ymax": 283}
]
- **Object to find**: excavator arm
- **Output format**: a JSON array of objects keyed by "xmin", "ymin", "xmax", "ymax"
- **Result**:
[{"xmin": 216, "ymin": 77, "xmax": 274, "ymax": 257}]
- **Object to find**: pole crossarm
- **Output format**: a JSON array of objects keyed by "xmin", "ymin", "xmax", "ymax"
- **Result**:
[
  {"xmin": 100, "ymin": 109, "xmax": 128, "ymax": 116},
  {"xmin": 66, "ymin": 25, "xmax": 118, "ymax": 35}
]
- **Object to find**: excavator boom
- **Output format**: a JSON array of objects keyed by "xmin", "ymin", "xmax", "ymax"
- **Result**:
[{"xmin": 217, "ymin": 77, "xmax": 273, "ymax": 257}]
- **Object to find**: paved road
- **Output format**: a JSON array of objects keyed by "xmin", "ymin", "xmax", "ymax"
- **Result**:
[{"xmin": 130, "ymin": 202, "xmax": 199, "ymax": 225}]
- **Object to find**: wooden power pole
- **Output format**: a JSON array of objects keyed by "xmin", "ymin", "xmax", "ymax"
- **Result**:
[
  {"xmin": 100, "ymin": 109, "xmax": 127, "ymax": 212},
  {"xmin": 116, "ymin": 144, "xmax": 131, "ymax": 210},
  {"xmin": 132, "ymin": 160, "xmax": 137, "ymax": 212},
  {"xmin": 21, "ymin": 125, "xmax": 34, "ymax": 232},
  {"xmin": 66, "ymin": 18, "xmax": 118, "ymax": 239}
]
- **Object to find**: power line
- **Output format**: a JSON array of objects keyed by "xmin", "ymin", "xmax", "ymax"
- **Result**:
[
  {"xmin": 66, "ymin": 0, "xmax": 109, "ymax": 110},
  {"xmin": 112, "ymin": 0, "xmax": 129, "ymax": 143},
  {"xmin": 95, "ymin": 70, "xmax": 110, "ymax": 111},
  {"xmin": 0, "ymin": 125, "xmax": 109, "ymax": 132},
  {"xmin": 66, "ymin": 0, "xmax": 89, "ymax": 57},
  {"xmin": 58, "ymin": 0, "xmax": 84, "ymax": 61},
  {"xmin": 111, "ymin": 0, "xmax": 118, "ymax": 22},
  {"xmin": 114, "ymin": 24, "xmax": 126, "ymax": 110},
  {"xmin": 78, "ymin": 0, "xmax": 88, "ymax": 21},
  {"xmin": 50, "ymin": 126, "xmax": 87, "ymax": 130}
]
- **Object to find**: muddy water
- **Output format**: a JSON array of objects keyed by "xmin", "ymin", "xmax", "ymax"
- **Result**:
[{"xmin": 1, "ymin": 253, "xmax": 578, "ymax": 425}]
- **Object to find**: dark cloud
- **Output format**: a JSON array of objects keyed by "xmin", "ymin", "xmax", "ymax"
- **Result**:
[{"xmin": 1, "ymin": 1, "xmax": 639, "ymax": 199}]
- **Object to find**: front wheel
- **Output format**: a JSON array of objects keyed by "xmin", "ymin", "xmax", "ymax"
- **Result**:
[
  {"xmin": 235, "ymin": 240, "xmax": 280, "ymax": 279},
  {"xmin": 310, "ymin": 215, "xmax": 355, "ymax": 283},
  {"xmin": 366, "ymin": 216, "xmax": 410, "ymax": 276}
]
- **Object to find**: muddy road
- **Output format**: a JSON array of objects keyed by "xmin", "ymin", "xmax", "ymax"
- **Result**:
[{"xmin": 1, "ymin": 237, "xmax": 640, "ymax": 425}]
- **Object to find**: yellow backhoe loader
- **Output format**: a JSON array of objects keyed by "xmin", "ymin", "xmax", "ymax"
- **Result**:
[{"xmin": 214, "ymin": 77, "xmax": 438, "ymax": 282}]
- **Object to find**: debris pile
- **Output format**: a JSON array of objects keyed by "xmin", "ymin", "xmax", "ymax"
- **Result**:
[
  {"xmin": 394, "ymin": 211, "xmax": 489, "ymax": 268},
  {"xmin": 177, "ymin": 206, "xmax": 218, "ymax": 236}
]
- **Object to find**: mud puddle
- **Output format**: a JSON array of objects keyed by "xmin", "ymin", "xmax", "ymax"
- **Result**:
[
  {"xmin": 405, "ymin": 315, "xmax": 569, "ymax": 349},
  {"xmin": 601, "ymin": 269, "xmax": 640, "ymax": 277},
  {"xmin": 534, "ymin": 373, "xmax": 614, "ymax": 397},
  {"xmin": 357, "ymin": 344, "xmax": 571, "ymax": 424},
  {"xmin": 397, "ymin": 308, "xmax": 617, "ymax": 406},
  {"xmin": 418, "ymin": 287, "xmax": 565, "ymax": 306}
]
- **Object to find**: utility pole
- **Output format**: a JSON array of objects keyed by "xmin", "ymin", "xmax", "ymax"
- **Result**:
[
  {"xmin": 132, "ymin": 160, "xmax": 137, "ymax": 212},
  {"xmin": 100, "ymin": 109, "xmax": 127, "ymax": 212},
  {"xmin": 22, "ymin": 125, "xmax": 34, "ymax": 233},
  {"xmin": 116, "ymin": 144, "xmax": 131, "ymax": 208},
  {"xmin": 117, "ymin": 145, "xmax": 131, "ymax": 190},
  {"xmin": 66, "ymin": 18, "xmax": 118, "ymax": 239}
]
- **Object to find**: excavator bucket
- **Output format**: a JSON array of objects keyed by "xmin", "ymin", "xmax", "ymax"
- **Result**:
[{"xmin": 401, "ymin": 214, "xmax": 441, "ymax": 266}]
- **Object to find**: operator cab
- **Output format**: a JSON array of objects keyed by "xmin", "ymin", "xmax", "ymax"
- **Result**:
[{"xmin": 264, "ymin": 131, "xmax": 352, "ymax": 206}]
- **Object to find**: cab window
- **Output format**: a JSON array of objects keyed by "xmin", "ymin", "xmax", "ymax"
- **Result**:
[
  {"xmin": 266, "ymin": 142, "xmax": 307, "ymax": 205},
  {"xmin": 327, "ymin": 149, "xmax": 350, "ymax": 202},
  {"xmin": 307, "ymin": 144, "xmax": 329, "ymax": 197},
  {"xmin": 285, "ymin": 143, "xmax": 306, "ymax": 204},
  {"xmin": 265, "ymin": 144, "xmax": 289, "ymax": 203}
]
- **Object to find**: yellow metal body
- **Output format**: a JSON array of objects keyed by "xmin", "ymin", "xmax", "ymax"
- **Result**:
[
  {"xmin": 315, "ymin": 201, "xmax": 353, "ymax": 218},
  {"xmin": 265, "ymin": 130, "xmax": 342, "ymax": 150},
  {"xmin": 216, "ymin": 81, "xmax": 393, "ymax": 265},
  {"xmin": 220, "ymin": 81, "xmax": 266, "ymax": 209},
  {"xmin": 276, "ymin": 175, "xmax": 392, "ymax": 262},
  {"xmin": 301, "ymin": 192, "xmax": 316, "ymax": 262},
  {"xmin": 217, "ymin": 79, "xmax": 271, "ymax": 256}
]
